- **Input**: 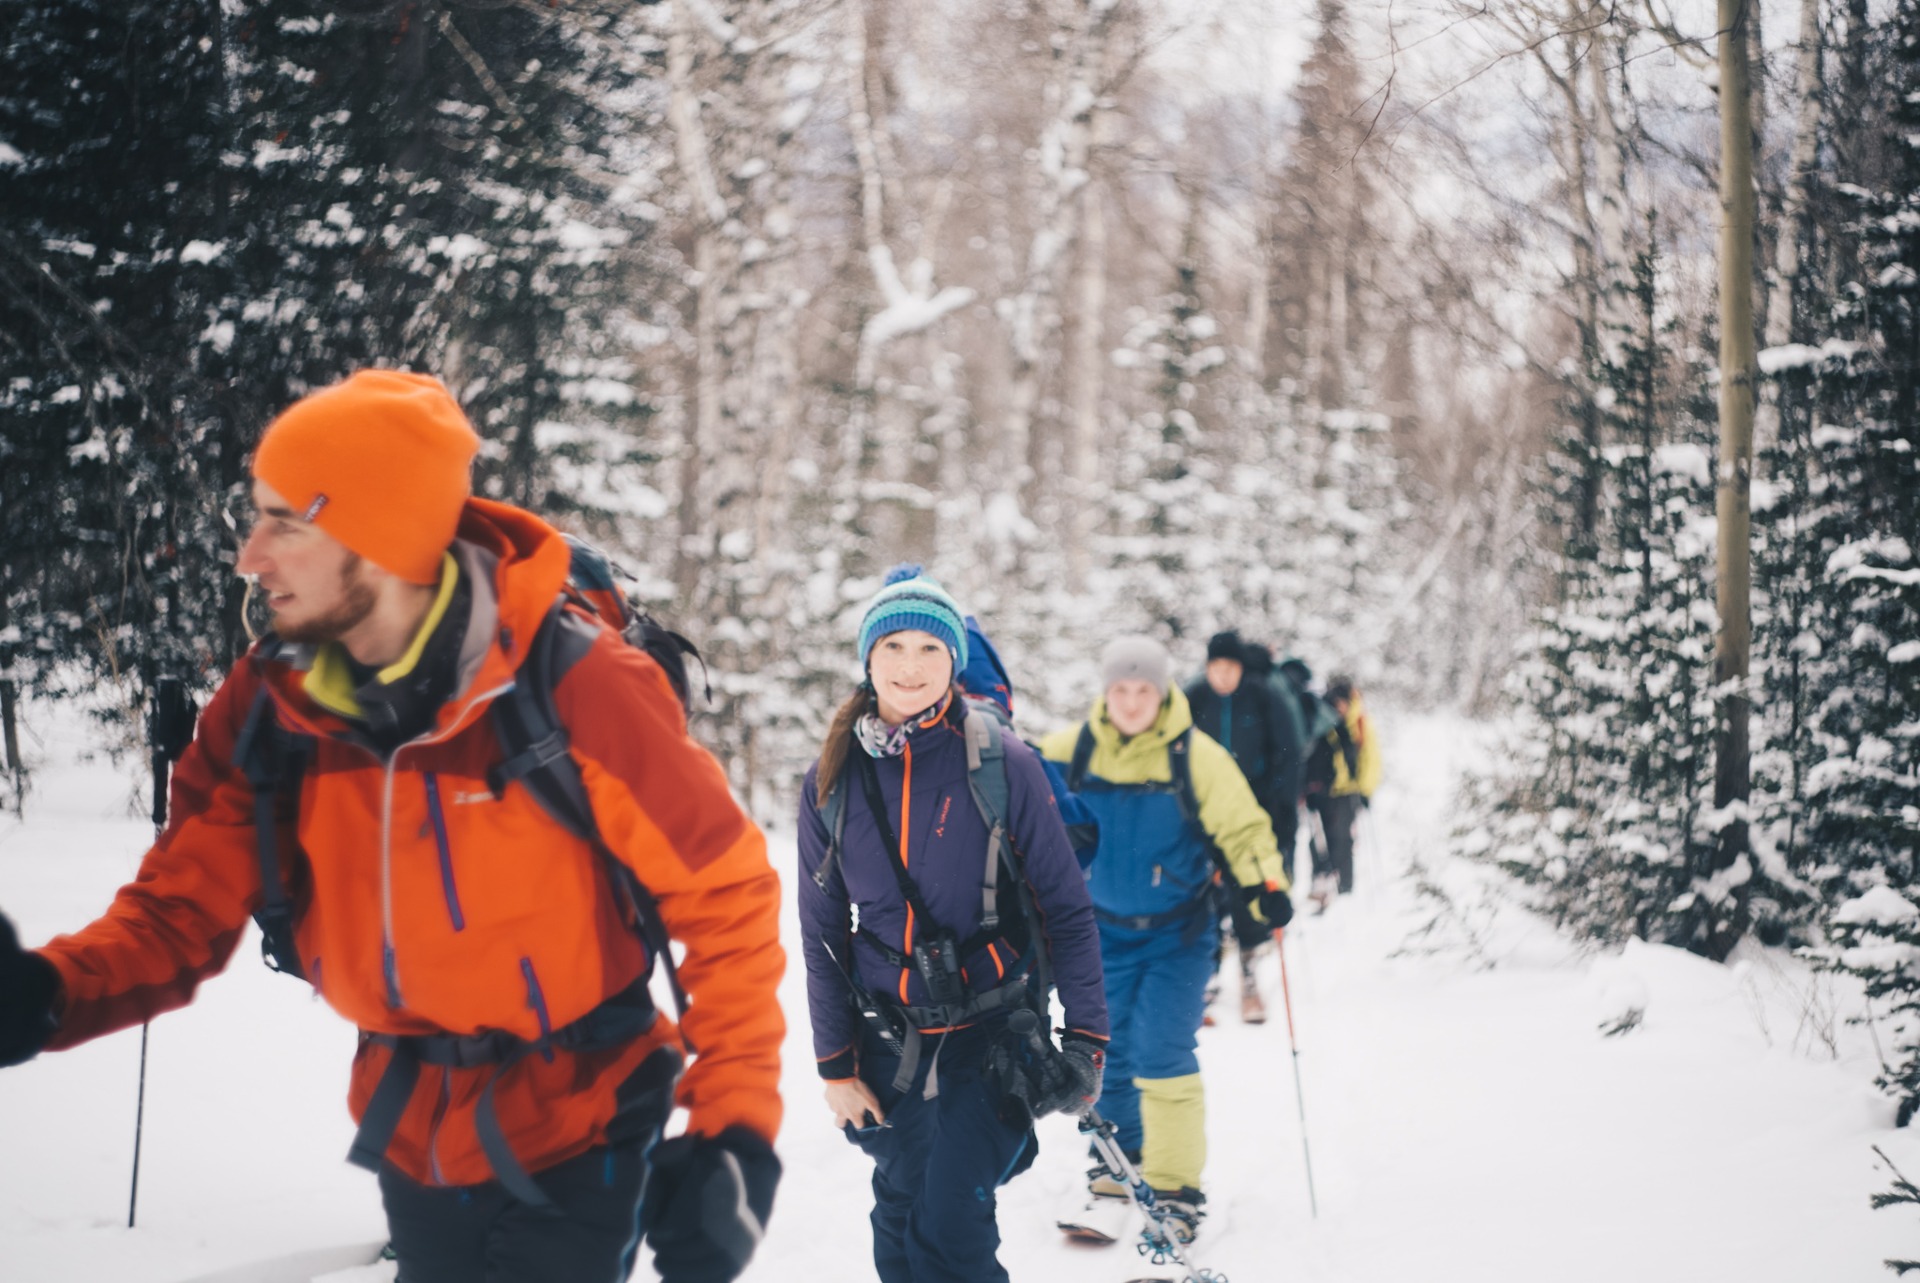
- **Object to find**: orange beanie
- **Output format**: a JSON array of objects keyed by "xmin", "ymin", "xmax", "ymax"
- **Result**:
[{"xmin": 252, "ymin": 370, "xmax": 481, "ymax": 585}]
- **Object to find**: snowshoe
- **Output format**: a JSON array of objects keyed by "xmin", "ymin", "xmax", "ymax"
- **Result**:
[{"xmin": 1058, "ymin": 1189, "xmax": 1131, "ymax": 1243}]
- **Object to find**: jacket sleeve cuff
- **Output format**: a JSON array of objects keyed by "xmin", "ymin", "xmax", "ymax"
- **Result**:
[{"xmin": 816, "ymin": 1048, "xmax": 858, "ymax": 1080}]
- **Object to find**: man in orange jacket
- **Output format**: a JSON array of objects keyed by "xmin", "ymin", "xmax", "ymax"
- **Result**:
[{"xmin": 0, "ymin": 370, "xmax": 785, "ymax": 1283}]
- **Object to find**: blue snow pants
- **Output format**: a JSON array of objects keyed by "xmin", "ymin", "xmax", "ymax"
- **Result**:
[
  {"xmin": 1095, "ymin": 919, "xmax": 1216, "ymax": 1155},
  {"xmin": 844, "ymin": 1024, "xmax": 1037, "ymax": 1283}
]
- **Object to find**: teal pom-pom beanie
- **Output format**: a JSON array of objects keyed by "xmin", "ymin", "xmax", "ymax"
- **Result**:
[{"xmin": 857, "ymin": 564, "xmax": 969, "ymax": 673}]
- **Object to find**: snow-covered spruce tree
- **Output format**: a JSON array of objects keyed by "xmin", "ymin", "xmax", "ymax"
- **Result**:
[
  {"xmin": 1092, "ymin": 226, "xmax": 1240, "ymax": 646},
  {"xmin": 0, "ymin": 0, "xmax": 256, "ymax": 760},
  {"xmin": 1797, "ymin": 0, "xmax": 1920, "ymax": 1125},
  {"xmin": 1491, "ymin": 244, "xmax": 1724, "ymax": 949},
  {"xmin": 230, "ymin": 1, "xmax": 664, "ymax": 524}
]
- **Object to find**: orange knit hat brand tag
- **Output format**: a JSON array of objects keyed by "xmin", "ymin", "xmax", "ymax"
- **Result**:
[{"xmin": 253, "ymin": 370, "xmax": 480, "ymax": 584}]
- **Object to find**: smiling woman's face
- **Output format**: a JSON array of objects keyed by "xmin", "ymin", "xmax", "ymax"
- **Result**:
[{"xmin": 867, "ymin": 629, "xmax": 954, "ymax": 726}]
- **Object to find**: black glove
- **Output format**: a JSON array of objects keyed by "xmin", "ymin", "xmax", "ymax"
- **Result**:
[
  {"xmin": 1235, "ymin": 886, "xmax": 1294, "ymax": 948},
  {"xmin": 641, "ymin": 1127, "xmax": 779, "ymax": 1283},
  {"xmin": 1031, "ymin": 1034, "xmax": 1105, "ymax": 1119},
  {"xmin": 0, "ymin": 912, "xmax": 59, "ymax": 1068}
]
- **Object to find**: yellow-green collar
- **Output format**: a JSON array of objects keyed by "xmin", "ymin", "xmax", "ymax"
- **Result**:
[{"xmin": 303, "ymin": 554, "xmax": 460, "ymax": 719}]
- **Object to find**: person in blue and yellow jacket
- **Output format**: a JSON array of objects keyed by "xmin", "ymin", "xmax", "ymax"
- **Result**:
[{"xmin": 1039, "ymin": 635, "xmax": 1291, "ymax": 1240}]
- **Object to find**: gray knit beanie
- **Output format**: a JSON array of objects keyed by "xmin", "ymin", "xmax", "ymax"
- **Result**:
[{"xmin": 1101, "ymin": 635, "xmax": 1171, "ymax": 695}]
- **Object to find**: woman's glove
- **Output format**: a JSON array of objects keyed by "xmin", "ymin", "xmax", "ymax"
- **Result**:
[{"xmin": 1032, "ymin": 1034, "xmax": 1106, "ymax": 1118}]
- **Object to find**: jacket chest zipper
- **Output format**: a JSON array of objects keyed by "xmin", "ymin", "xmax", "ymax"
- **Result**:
[
  {"xmin": 375, "ymin": 681, "xmax": 516, "ymax": 1012},
  {"xmin": 423, "ymin": 772, "xmax": 464, "ymax": 931},
  {"xmin": 897, "ymin": 741, "xmax": 915, "ymax": 1006}
]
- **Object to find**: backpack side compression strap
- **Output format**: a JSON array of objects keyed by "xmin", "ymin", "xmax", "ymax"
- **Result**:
[
  {"xmin": 1168, "ymin": 730, "xmax": 1268, "ymax": 941},
  {"xmin": 488, "ymin": 601, "xmax": 692, "ymax": 1035}
]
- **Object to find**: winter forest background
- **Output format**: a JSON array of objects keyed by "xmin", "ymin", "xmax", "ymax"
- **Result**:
[{"xmin": 5, "ymin": 0, "xmax": 1920, "ymax": 1263}]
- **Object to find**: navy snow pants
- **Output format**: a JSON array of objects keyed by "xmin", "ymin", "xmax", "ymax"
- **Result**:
[
  {"xmin": 845, "ymin": 1025, "xmax": 1036, "ymax": 1283},
  {"xmin": 379, "ymin": 1048, "xmax": 677, "ymax": 1283},
  {"xmin": 1095, "ymin": 920, "xmax": 1215, "ymax": 1155}
]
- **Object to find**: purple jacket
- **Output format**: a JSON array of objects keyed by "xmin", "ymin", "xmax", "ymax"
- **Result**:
[{"xmin": 798, "ymin": 701, "xmax": 1108, "ymax": 1080}]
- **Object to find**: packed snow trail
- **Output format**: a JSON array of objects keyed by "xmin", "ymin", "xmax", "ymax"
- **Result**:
[{"xmin": 0, "ymin": 706, "xmax": 1913, "ymax": 1282}]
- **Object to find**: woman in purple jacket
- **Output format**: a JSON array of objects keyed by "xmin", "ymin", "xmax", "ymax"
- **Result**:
[{"xmin": 798, "ymin": 567, "xmax": 1110, "ymax": 1283}]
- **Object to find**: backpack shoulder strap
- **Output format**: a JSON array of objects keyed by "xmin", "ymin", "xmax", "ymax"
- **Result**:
[
  {"xmin": 1066, "ymin": 721, "xmax": 1097, "ymax": 793},
  {"xmin": 963, "ymin": 707, "xmax": 1011, "ymax": 936},
  {"xmin": 488, "ymin": 599, "xmax": 692, "ymax": 1031},
  {"xmin": 813, "ymin": 768, "xmax": 853, "ymax": 893},
  {"xmin": 1168, "ymin": 727, "xmax": 1200, "ymax": 824},
  {"xmin": 232, "ymin": 682, "xmax": 314, "ymax": 981},
  {"xmin": 960, "ymin": 707, "xmax": 1052, "ymax": 1014}
]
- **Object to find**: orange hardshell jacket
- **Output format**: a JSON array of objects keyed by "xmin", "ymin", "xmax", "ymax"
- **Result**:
[{"xmin": 33, "ymin": 498, "xmax": 784, "ymax": 1185}]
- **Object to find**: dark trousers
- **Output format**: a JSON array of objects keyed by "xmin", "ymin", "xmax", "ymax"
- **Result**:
[
  {"xmin": 381, "ymin": 1142, "xmax": 650, "ymax": 1283},
  {"xmin": 845, "ymin": 1026, "xmax": 1035, "ymax": 1283},
  {"xmin": 1317, "ymin": 794, "xmax": 1362, "ymax": 893},
  {"xmin": 380, "ymin": 1049, "xmax": 677, "ymax": 1283},
  {"xmin": 1265, "ymin": 795, "xmax": 1300, "ymax": 884}
]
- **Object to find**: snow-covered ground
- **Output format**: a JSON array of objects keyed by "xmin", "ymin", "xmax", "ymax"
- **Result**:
[{"xmin": 1, "ymin": 701, "xmax": 1913, "ymax": 1282}]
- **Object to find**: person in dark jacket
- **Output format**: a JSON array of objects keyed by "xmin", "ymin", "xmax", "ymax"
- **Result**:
[
  {"xmin": 1184, "ymin": 632, "xmax": 1307, "ymax": 879},
  {"xmin": 798, "ymin": 568, "xmax": 1109, "ymax": 1283}
]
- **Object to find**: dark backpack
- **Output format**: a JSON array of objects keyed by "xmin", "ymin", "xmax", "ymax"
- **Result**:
[
  {"xmin": 233, "ymin": 535, "xmax": 704, "ymax": 1019},
  {"xmin": 955, "ymin": 615, "xmax": 1100, "ymax": 867}
]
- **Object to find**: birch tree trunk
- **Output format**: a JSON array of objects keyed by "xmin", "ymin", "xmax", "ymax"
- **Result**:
[
  {"xmin": 1709, "ymin": 0, "xmax": 1759, "ymax": 957},
  {"xmin": 999, "ymin": 0, "xmax": 1120, "ymax": 515},
  {"xmin": 1764, "ymin": 0, "xmax": 1823, "ymax": 353},
  {"xmin": 1063, "ymin": 174, "xmax": 1107, "ymax": 581},
  {"xmin": 664, "ymin": 0, "xmax": 823, "ymax": 787},
  {"xmin": 844, "ymin": 0, "xmax": 974, "ymax": 565}
]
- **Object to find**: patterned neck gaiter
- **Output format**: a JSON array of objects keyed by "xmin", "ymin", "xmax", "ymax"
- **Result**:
[{"xmin": 854, "ymin": 712, "xmax": 915, "ymax": 760}]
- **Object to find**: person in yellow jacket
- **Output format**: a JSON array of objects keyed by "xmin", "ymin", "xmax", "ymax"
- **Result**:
[
  {"xmin": 1038, "ymin": 636, "xmax": 1291, "ymax": 1242},
  {"xmin": 1310, "ymin": 674, "xmax": 1382, "ymax": 904}
]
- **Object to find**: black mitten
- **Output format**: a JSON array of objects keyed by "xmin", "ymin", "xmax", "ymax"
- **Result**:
[
  {"xmin": 641, "ymin": 1126, "xmax": 780, "ymax": 1283},
  {"xmin": 0, "ymin": 912, "xmax": 59, "ymax": 1068}
]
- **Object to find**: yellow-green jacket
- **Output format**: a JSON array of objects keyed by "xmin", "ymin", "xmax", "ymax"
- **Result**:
[
  {"xmin": 1038, "ymin": 687, "xmax": 1288, "ymax": 923},
  {"xmin": 1329, "ymin": 692, "xmax": 1383, "ymax": 799}
]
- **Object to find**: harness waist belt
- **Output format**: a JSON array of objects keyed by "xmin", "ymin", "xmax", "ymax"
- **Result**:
[
  {"xmin": 1093, "ymin": 890, "xmax": 1213, "ymax": 933},
  {"xmin": 347, "ymin": 981, "xmax": 657, "ymax": 1207}
]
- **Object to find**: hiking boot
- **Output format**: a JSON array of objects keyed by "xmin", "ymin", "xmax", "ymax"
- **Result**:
[
  {"xmin": 1150, "ymin": 1186, "xmax": 1206, "ymax": 1243},
  {"xmin": 1201, "ymin": 973, "xmax": 1221, "ymax": 1027},
  {"xmin": 1240, "ymin": 975, "xmax": 1267, "ymax": 1024},
  {"xmin": 1086, "ymin": 1148, "xmax": 1141, "ymax": 1200}
]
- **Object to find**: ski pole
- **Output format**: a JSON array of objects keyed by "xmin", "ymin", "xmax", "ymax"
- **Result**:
[
  {"xmin": 1273, "ymin": 926, "xmax": 1319, "ymax": 1218},
  {"xmin": 132, "ymin": 678, "xmax": 193, "ymax": 1229},
  {"xmin": 1079, "ymin": 1109, "xmax": 1225, "ymax": 1283}
]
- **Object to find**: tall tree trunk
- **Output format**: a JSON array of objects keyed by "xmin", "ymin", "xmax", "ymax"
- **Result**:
[
  {"xmin": 1710, "ymin": 0, "xmax": 1759, "ymax": 958},
  {"xmin": 1064, "ymin": 176, "xmax": 1107, "ymax": 581},
  {"xmin": 1000, "ymin": 0, "xmax": 1119, "ymax": 514},
  {"xmin": 1764, "ymin": 0, "xmax": 1823, "ymax": 353}
]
